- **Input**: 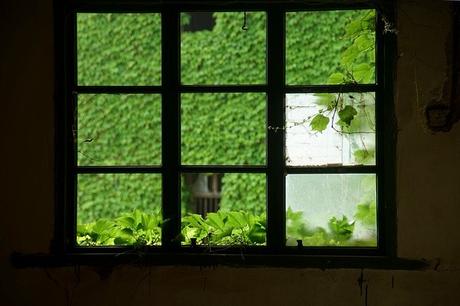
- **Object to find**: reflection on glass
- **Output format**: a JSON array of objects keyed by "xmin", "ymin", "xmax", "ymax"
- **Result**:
[
  {"xmin": 77, "ymin": 13, "xmax": 161, "ymax": 85},
  {"xmin": 286, "ymin": 93, "xmax": 375, "ymax": 166},
  {"xmin": 77, "ymin": 94, "xmax": 161, "ymax": 166},
  {"xmin": 77, "ymin": 174, "xmax": 162, "ymax": 246},
  {"xmin": 286, "ymin": 174, "xmax": 377, "ymax": 247},
  {"xmin": 181, "ymin": 93, "xmax": 266, "ymax": 165},
  {"xmin": 181, "ymin": 173, "xmax": 266, "ymax": 246},
  {"xmin": 286, "ymin": 10, "xmax": 375, "ymax": 85},
  {"xmin": 181, "ymin": 12, "xmax": 266, "ymax": 84}
]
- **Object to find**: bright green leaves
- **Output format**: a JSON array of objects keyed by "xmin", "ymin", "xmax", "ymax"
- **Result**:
[
  {"xmin": 352, "ymin": 63, "xmax": 374, "ymax": 84},
  {"xmin": 181, "ymin": 211, "xmax": 266, "ymax": 246},
  {"xmin": 328, "ymin": 216, "xmax": 355, "ymax": 242},
  {"xmin": 181, "ymin": 12, "xmax": 266, "ymax": 85},
  {"xmin": 219, "ymin": 173, "xmax": 266, "ymax": 215},
  {"xmin": 77, "ymin": 174, "xmax": 162, "ymax": 224},
  {"xmin": 327, "ymin": 72, "xmax": 346, "ymax": 84},
  {"xmin": 354, "ymin": 149, "xmax": 375, "ymax": 164},
  {"xmin": 354, "ymin": 201, "xmax": 377, "ymax": 226},
  {"xmin": 345, "ymin": 10, "xmax": 375, "ymax": 37},
  {"xmin": 286, "ymin": 207, "xmax": 314, "ymax": 240},
  {"xmin": 286, "ymin": 209, "xmax": 371, "ymax": 246},
  {"xmin": 77, "ymin": 209, "xmax": 163, "ymax": 246},
  {"xmin": 181, "ymin": 173, "xmax": 266, "ymax": 228},
  {"xmin": 336, "ymin": 10, "xmax": 376, "ymax": 84},
  {"xmin": 77, "ymin": 13, "xmax": 161, "ymax": 85},
  {"xmin": 310, "ymin": 114, "xmax": 330, "ymax": 132},
  {"xmin": 180, "ymin": 173, "xmax": 266, "ymax": 245},
  {"xmin": 287, "ymin": 10, "xmax": 371, "ymax": 85},
  {"xmin": 287, "ymin": 9, "xmax": 375, "ymax": 85},
  {"xmin": 338, "ymin": 105, "xmax": 358, "ymax": 126},
  {"xmin": 77, "ymin": 94, "xmax": 162, "ymax": 166},
  {"xmin": 181, "ymin": 93, "xmax": 266, "ymax": 166}
]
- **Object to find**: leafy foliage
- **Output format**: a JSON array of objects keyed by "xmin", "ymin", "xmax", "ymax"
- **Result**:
[
  {"xmin": 77, "ymin": 13, "xmax": 162, "ymax": 86},
  {"xmin": 286, "ymin": 10, "xmax": 372, "ymax": 84},
  {"xmin": 76, "ymin": 10, "xmax": 376, "ymax": 224},
  {"xmin": 328, "ymin": 216, "xmax": 355, "ymax": 241},
  {"xmin": 182, "ymin": 211, "xmax": 266, "ymax": 246},
  {"xmin": 77, "ymin": 174, "xmax": 162, "ymax": 224},
  {"xmin": 354, "ymin": 201, "xmax": 377, "ymax": 226},
  {"xmin": 286, "ymin": 207, "xmax": 376, "ymax": 247},
  {"xmin": 307, "ymin": 10, "xmax": 377, "ymax": 164},
  {"xmin": 77, "ymin": 209, "xmax": 162, "ymax": 246},
  {"xmin": 310, "ymin": 114, "xmax": 330, "ymax": 133},
  {"xmin": 77, "ymin": 207, "xmax": 376, "ymax": 247}
]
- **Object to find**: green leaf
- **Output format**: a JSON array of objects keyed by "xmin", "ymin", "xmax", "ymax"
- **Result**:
[
  {"xmin": 206, "ymin": 212, "xmax": 225, "ymax": 231},
  {"xmin": 352, "ymin": 63, "xmax": 374, "ymax": 83},
  {"xmin": 227, "ymin": 211, "xmax": 248, "ymax": 228},
  {"xmin": 354, "ymin": 201, "xmax": 376, "ymax": 226},
  {"xmin": 310, "ymin": 114, "xmax": 330, "ymax": 132},
  {"xmin": 116, "ymin": 216, "xmax": 136, "ymax": 229},
  {"xmin": 353, "ymin": 148, "xmax": 375, "ymax": 164},
  {"xmin": 338, "ymin": 105, "xmax": 358, "ymax": 126},
  {"xmin": 328, "ymin": 216, "xmax": 355, "ymax": 241},
  {"xmin": 327, "ymin": 72, "xmax": 345, "ymax": 84}
]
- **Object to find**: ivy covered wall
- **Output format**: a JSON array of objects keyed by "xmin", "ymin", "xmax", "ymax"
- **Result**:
[{"xmin": 77, "ymin": 10, "xmax": 364, "ymax": 223}]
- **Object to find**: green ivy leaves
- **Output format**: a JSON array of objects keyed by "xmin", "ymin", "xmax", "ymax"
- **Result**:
[
  {"xmin": 77, "ymin": 207, "xmax": 376, "ymax": 247},
  {"xmin": 338, "ymin": 105, "xmax": 358, "ymax": 126},
  {"xmin": 310, "ymin": 114, "xmax": 330, "ymax": 132}
]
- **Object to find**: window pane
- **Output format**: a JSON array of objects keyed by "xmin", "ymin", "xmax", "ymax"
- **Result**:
[
  {"xmin": 181, "ymin": 12, "xmax": 266, "ymax": 84},
  {"xmin": 286, "ymin": 10, "xmax": 375, "ymax": 85},
  {"xmin": 77, "ymin": 174, "xmax": 162, "ymax": 246},
  {"xmin": 286, "ymin": 92, "xmax": 375, "ymax": 166},
  {"xmin": 181, "ymin": 93, "xmax": 266, "ymax": 165},
  {"xmin": 286, "ymin": 174, "xmax": 377, "ymax": 247},
  {"xmin": 77, "ymin": 13, "xmax": 161, "ymax": 85},
  {"xmin": 181, "ymin": 173, "xmax": 266, "ymax": 246},
  {"xmin": 77, "ymin": 94, "xmax": 161, "ymax": 166}
]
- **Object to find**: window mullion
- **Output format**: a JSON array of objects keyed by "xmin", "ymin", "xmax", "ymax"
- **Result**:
[
  {"xmin": 161, "ymin": 8, "xmax": 181, "ymax": 248},
  {"xmin": 267, "ymin": 8, "xmax": 286, "ymax": 250},
  {"xmin": 376, "ymin": 8, "xmax": 397, "ymax": 257}
]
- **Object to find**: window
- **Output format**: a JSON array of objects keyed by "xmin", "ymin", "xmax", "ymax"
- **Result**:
[{"xmin": 56, "ymin": 0, "xmax": 396, "ymax": 262}]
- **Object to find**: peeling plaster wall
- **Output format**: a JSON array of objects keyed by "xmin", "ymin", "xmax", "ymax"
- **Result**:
[{"xmin": 1, "ymin": 1, "xmax": 460, "ymax": 305}]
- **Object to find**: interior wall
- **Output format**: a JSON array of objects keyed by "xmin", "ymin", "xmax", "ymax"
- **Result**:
[{"xmin": 1, "ymin": 0, "xmax": 460, "ymax": 305}]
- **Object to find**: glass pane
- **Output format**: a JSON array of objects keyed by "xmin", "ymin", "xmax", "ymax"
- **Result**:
[
  {"xmin": 286, "ymin": 92, "xmax": 375, "ymax": 166},
  {"xmin": 181, "ymin": 173, "xmax": 266, "ymax": 246},
  {"xmin": 77, "ymin": 94, "xmax": 161, "ymax": 166},
  {"xmin": 286, "ymin": 174, "xmax": 377, "ymax": 247},
  {"xmin": 77, "ymin": 13, "xmax": 161, "ymax": 85},
  {"xmin": 181, "ymin": 93, "xmax": 266, "ymax": 165},
  {"xmin": 77, "ymin": 174, "xmax": 162, "ymax": 246},
  {"xmin": 181, "ymin": 12, "xmax": 266, "ymax": 84},
  {"xmin": 286, "ymin": 10, "xmax": 375, "ymax": 85}
]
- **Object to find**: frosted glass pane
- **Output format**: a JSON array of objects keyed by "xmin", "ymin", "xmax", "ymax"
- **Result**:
[
  {"xmin": 286, "ymin": 174, "xmax": 377, "ymax": 247},
  {"xmin": 286, "ymin": 93, "xmax": 375, "ymax": 166}
]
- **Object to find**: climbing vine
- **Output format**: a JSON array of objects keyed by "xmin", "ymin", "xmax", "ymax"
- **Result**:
[{"xmin": 76, "ymin": 10, "xmax": 376, "ymax": 232}]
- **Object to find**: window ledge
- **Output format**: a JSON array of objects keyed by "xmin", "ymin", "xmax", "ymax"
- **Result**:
[{"xmin": 11, "ymin": 252, "xmax": 429, "ymax": 270}]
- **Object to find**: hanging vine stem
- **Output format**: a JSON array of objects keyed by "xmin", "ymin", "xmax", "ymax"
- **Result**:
[{"xmin": 241, "ymin": 11, "xmax": 248, "ymax": 31}]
